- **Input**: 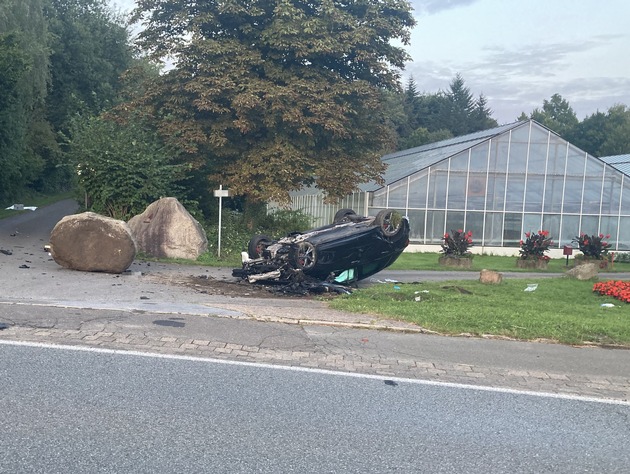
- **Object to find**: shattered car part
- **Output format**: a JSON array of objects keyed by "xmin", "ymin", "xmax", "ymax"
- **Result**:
[{"xmin": 232, "ymin": 209, "xmax": 410, "ymax": 288}]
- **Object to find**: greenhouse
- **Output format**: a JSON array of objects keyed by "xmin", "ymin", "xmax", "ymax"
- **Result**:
[{"xmin": 286, "ymin": 120, "xmax": 630, "ymax": 253}]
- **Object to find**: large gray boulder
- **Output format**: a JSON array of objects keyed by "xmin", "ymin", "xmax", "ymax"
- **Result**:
[
  {"xmin": 127, "ymin": 197, "xmax": 207, "ymax": 260},
  {"xmin": 565, "ymin": 262, "xmax": 599, "ymax": 280},
  {"xmin": 50, "ymin": 212, "xmax": 137, "ymax": 273}
]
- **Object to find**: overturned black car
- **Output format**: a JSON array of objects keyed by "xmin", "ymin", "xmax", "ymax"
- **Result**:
[{"xmin": 232, "ymin": 209, "xmax": 409, "ymax": 286}]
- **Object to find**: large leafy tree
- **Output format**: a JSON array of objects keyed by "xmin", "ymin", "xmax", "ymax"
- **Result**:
[
  {"xmin": 0, "ymin": 0, "xmax": 50, "ymax": 201},
  {"xmin": 529, "ymin": 93, "xmax": 578, "ymax": 139},
  {"xmin": 128, "ymin": 0, "xmax": 415, "ymax": 203},
  {"xmin": 45, "ymin": 0, "xmax": 133, "ymax": 134}
]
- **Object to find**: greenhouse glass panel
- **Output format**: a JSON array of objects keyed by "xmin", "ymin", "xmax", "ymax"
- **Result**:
[
  {"xmin": 620, "ymin": 179, "xmax": 630, "ymax": 214},
  {"xmin": 488, "ymin": 134, "xmax": 510, "ymax": 173},
  {"xmin": 372, "ymin": 188, "xmax": 387, "ymax": 207},
  {"xmin": 541, "ymin": 215, "xmax": 561, "ymax": 247},
  {"xmin": 465, "ymin": 212, "xmax": 484, "ymax": 245},
  {"xmin": 445, "ymin": 211, "xmax": 465, "ymax": 234},
  {"xmin": 524, "ymin": 175, "xmax": 544, "ymax": 212},
  {"xmin": 618, "ymin": 218, "xmax": 630, "ymax": 250},
  {"xmin": 526, "ymin": 126, "xmax": 548, "ymax": 175},
  {"xmin": 561, "ymin": 215, "xmax": 579, "ymax": 246},
  {"xmin": 449, "ymin": 152, "xmax": 469, "ymax": 171},
  {"xmin": 484, "ymin": 212, "xmax": 503, "ymax": 246},
  {"xmin": 582, "ymin": 157, "xmax": 604, "ymax": 214},
  {"xmin": 427, "ymin": 164, "xmax": 448, "ymax": 209},
  {"xmin": 466, "ymin": 172, "xmax": 487, "ymax": 210},
  {"xmin": 543, "ymin": 178, "xmax": 564, "ymax": 213},
  {"xmin": 507, "ymin": 126, "xmax": 529, "ymax": 174},
  {"xmin": 599, "ymin": 216, "xmax": 617, "ymax": 251},
  {"xmin": 408, "ymin": 171, "xmax": 428, "ymax": 209},
  {"xmin": 486, "ymin": 172, "xmax": 506, "ymax": 211},
  {"xmin": 407, "ymin": 210, "xmax": 426, "ymax": 242},
  {"xmin": 505, "ymin": 175, "xmax": 525, "ymax": 211},
  {"xmin": 447, "ymin": 171, "xmax": 467, "ymax": 209},
  {"xmin": 503, "ymin": 213, "xmax": 522, "ymax": 246},
  {"xmin": 426, "ymin": 210, "xmax": 445, "ymax": 243},
  {"xmin": 579, "ymin": 215, "xmax": 599, "ymax": 235},
  {"xmin": 387, "ymin": 181, "xmax": 408, "ymax": 208},
  {"xmin": 563, "ymin": 177, "xmax": 583, "ymax": 213},
  {"xmin": 601, "ymin": 171, "xmax": 621, "ymax": 215},
  {"xmin": 565, "ymin": 145, "xmax": 586, "ymax": 174},
  {"xmin": 547, "ymin": 136, "xmax": 567, "ymax": 175},
  {"xmin": 523, "ymin": 214, "xmax": 542, "ymax": 234},
  {"xmin": 469, "ymin": 142, "xmax": 489, "ymax": 172}
]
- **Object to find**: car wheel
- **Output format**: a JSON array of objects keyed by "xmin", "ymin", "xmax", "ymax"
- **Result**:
[
  {"xmin": 248, "ymin": 235, "xmax": 272, "ymax": 259},
  {"xmin": 374, "ymin": 210, "xmax": 404, "ymax": 237},
  {"xmin": 333, "ymin": 208, "xmax": 357, "ymax": 224},
  {"xmin": 290, "ymin": 242, "xmax": 317, "ymax": 270}
]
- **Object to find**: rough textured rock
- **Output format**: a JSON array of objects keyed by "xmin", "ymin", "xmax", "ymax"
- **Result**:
[
  {"xmin": 50, "ymin": 212, "xmax": 137, "ymax": 273},
  {"xmin": 479, "ymin": 269, "xmax": 503, "ymax": 284},
  {"xmin": 127, "ymin": 197, "xmax": 207, "ymax": 260},
  {"xmin": 566, "ymin": 262, "xmax": 599, "ymax": 280}
]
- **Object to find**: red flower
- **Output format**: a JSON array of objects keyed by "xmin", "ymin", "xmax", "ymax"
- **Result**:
[
  {"xmin": 606, "ymin": 234, "xmax": 611, "ymax": 239},
  {"xmin": 525, "ymin": 232, "xmax": 531, "ymax": 238},
  {"xmin": 457, "ymin": 229, "xmax": 463, "ymax": 233}
]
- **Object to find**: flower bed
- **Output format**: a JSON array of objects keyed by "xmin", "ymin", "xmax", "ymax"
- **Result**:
[{"xmin": 593, "ymin": 280, "xmax": 630, "ymax": 303}]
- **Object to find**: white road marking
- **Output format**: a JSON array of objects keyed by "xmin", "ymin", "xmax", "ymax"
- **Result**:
[{"xmin": 1, "ymin": 339, "xmax": 629, "ymax": 406}]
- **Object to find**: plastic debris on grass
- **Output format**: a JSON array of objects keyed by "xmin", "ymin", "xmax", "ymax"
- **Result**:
[{"xmin": 524, "ymin": 283, "xmax": 538, "ymax": 292}]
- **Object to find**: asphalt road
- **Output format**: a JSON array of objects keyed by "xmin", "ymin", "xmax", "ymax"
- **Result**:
[{"xmin": 2, "ymin": 342, "xmax": 630, "ymax": 474}]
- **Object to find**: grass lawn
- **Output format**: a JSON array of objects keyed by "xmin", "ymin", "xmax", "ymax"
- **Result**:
[
  {"xmin": 0, "ymin": 192, "xmax": 74, "ymax": 220},
  {"xmin": 388, "ymin": 251, "xmax": 629, "ymax": 273},
  {"xmin": 329, "ymin": 277, "xmax": 630, "ymax": 346}
]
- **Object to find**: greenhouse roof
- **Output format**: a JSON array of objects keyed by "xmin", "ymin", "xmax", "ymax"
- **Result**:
[
  {"xmin": 360, "ymin": 121, "xmax": 526, "ymax": 192},
  {"xmin": 600, "ymin": 154, "xmax": 630, "ymax": 176}
]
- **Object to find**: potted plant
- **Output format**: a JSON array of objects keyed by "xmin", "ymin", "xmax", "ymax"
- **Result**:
[
  {"xmin": 573, "ymin": 233, "xmax": 612, "ymax": 269},
  {"xmin": 516, "ymin": 230, "xmax": 552, "ymax": 269},
  {"xmin": 439, "ymin": 229, "xmax": 473, "ymax": 268}
]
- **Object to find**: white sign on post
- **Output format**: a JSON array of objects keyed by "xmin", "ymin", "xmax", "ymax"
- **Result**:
[{"xmin": 213, "ymin": 185, "xmax": 231, "ymax": 257}]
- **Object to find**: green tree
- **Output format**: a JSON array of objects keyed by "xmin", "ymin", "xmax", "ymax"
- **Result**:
[
  {"xmin": 470, "ymin": 93, "xmax": 498, "ymax": 131},
  {"xmin": 598, "ymin": 105, "xmax": 630, "ymax": 156},
  {"xmin": 67, "ymin": 114, "xmax": 187, "ymax": 219},
  {"xmin": 399, "ymin": 127, "xmax": 453, "ymax": 150},
  {"xmin": 0, "ymin": 0, "xmax": 50, "ymax": 202},
  {"xmin": 445, "ymin": 73, "xmax": 475, "ymax": 136},
  {"xmin": 45, "ymin": 0, "xmax": 133, "ymax": 134},
  {"xmin": 128, "ymin": 0, "xmax": 415, "ymax": 204},
  {"xmin": 529, "ymin": 93, "xmax": 578, "ymax": 138}
]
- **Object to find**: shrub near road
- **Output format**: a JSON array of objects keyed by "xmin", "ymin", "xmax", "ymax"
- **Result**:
[{"xmin": 330, "ymin": 278, "xmax": 630, "ymax": 346}]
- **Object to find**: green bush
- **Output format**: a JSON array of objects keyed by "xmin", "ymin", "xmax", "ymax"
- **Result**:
[{"xmin": 204, "ymin": 208, "xmax": 313, "ymax": 258}]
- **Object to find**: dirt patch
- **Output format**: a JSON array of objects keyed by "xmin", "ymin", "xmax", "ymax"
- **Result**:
[{"xmin": 147, "ymin": 273, "xmax": 338, "ymax": 299}]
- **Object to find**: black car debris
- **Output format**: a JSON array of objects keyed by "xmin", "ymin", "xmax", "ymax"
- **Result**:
[{"xmin": 232, "ymin": 209, "xmax": 409, "ymax": 292}]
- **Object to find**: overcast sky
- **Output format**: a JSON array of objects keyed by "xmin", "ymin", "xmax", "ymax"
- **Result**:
[{"xmin": 110, "ymin": 0, "xmax": 630, "ymax": 124}]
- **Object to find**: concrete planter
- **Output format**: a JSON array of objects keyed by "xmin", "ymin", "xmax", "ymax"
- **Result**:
[
  {"xmin": 516, "ymin": 259, "xmax": 549, "ymax": 270},
  {"xmin": 574, "ymin": 256, "xmax": 608, "ymax": 270},
  {"xmin": 439, "ymin": 256, "xmax": 473, "ymax": 268}
]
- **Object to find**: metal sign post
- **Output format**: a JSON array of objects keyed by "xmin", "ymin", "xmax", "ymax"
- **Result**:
[{"xmin": 213, "ymin": 185, "xmax": 231, "ymax": 257}]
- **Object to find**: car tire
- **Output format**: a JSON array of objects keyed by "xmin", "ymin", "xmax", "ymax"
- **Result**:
[
  {"xmin": 290, "ymin": 241, "xmax": 317, "ymax": 270},
  {"xmin": 248, "ymin": 235, "xmax": 273, "ymax": 259},
  {"xmin": 374, "ymin": 210, "xmax": 404, "ymax": 237},
  {"xmin": 333, "ymin": 208, "xmax": 357, "ymax": 224}
]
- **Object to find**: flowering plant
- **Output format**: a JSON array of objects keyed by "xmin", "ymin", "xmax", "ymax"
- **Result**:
[
  {"xmin": 441, "ymin": 229, "xmax": 473, "ymax": 257},
  {"xmin": 519, "ymin": 230, "xmax": 552, "ymax": 261},
  {"xmin": 573, "ymin": 233, "xmax": 611, "ymax": 260},
  {"xmin": 593, "ymin": 280, "xmax": 630, "ymax": 304}
]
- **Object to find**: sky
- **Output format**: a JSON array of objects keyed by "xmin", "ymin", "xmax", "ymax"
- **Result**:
[{"xmin": 110, "ymin": 0, "xmax": 630, "ymax": 124}]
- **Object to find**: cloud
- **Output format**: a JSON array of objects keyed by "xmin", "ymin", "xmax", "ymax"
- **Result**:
[{"xmin": 409, "ymin": 0, "xmax": 481, "ymax": 15}]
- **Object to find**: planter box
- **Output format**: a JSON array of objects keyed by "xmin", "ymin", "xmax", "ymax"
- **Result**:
[
  {"xmin": 574, "ymin": 257, "xmax": 608, "ymax": 270},
  {"xmin": 516, "ymin": 259, "xmax": 549, "ymax": 270},
  {"xmin": 439, "ymin": 256, "xmax": 473, "ymax": 268}
]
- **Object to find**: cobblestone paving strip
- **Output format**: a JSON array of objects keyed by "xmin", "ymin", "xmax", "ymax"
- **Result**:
[{"xmin": 2, "ymin": 326, "xmax": 629, "ymax": 403}]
